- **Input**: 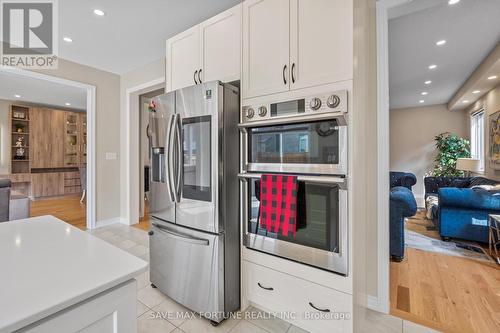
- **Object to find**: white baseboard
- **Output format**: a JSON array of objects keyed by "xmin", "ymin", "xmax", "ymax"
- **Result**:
[
  {"xmin": 367, "ymin": 295, "xmax": 386, "ymax": 313},
  {"xmin": 94, "ymin": 217, "xmax": 126, "ymax": 229}
]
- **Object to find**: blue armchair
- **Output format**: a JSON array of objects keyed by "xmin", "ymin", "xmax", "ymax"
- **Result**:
[
  {"xmin": 390, "ymin": 171, "xmax": 417, "ymax": 190},
  {"xmin": 390, "ymin": 186, "xmax": 417, "ymax": 262},
  {"xmin": 438, "ymin": 187, "xmax": 500, "ymax": 243}
]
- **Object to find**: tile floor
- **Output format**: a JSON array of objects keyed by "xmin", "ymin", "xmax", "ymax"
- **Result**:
[{"xmin": 88, "ymin": 223, "xmax": 310, "ymax": 333}]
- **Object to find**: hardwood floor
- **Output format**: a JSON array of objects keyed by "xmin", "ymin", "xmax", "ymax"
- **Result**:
[
  {"xmin": 30, "ymin": 195, "xmax": 87, "ymax": 230},
  {"xmin": 30, "ymin": 195, "xmax": 151, "ymax": 231},
  {"xmin": 391, "ymin": 212, "xmax": 500, "ymax": 332}
]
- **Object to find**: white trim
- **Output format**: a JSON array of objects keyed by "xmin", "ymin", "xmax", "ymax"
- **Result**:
[
  {"xmin": 124, "ymin": 77, "xmax": 165, "ymax": 225},
  {"xmin": 0, "ymin": 67, "xmax": 97, "ymax": 229},
  {"xmin": 94, "ymin": 217, "xmax": 126, "ymax": 229},
  {"xmin": 373, "ymin": 0, "xmax": 411, "ymax": 314}
]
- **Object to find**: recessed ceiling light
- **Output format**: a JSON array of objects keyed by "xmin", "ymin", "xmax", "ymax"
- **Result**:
[
  {"xmin": 63, "ymin": 36, "xmax": 73, "ymax": 43},
  {"xmin": 428, "ymin": 64, "xmax": 437, "ymax": 69},
  {"xmin": 421, "ymin": 92, "xmax": 428, "ymax": 95},
  {"xmin": 425, "ymin": 80, "xmax": 432, "ymax": 85},
  {"xmin": 93, "ymin": 9, "xmax": 105, "ymax": 16},
  {"xmin": 65, "ymin": 102, "xmax": 71, "ymax": 106},
  {"xmin": 14, "ymin": 94, "xmax": 21, "ymax": 98},
  {"xmin": 419, "ymin": 100, "xmax": 425, "ymax": 103},
  {"xmin": 488, "ymin": 75, "xmax": 497, "ymax": 80},
  {"xmin": 462, "ymin": 100, "xmax": 469, "ymax": 104},
  {"xmin": 436, "ymin": 40, "xmax": 446, "ymax": 46},
  {"xmin": 448, "ymin": 0, "xmax": 460, "ymax": 5},
  {"xmin": 472, "ymin": 90, "xmax": 481, "ymax": 94}
]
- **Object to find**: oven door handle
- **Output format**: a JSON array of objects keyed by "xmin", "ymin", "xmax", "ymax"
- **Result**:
[{"xmin": 238, "ymin": 173, "xmax": 347, "ymax": 188}]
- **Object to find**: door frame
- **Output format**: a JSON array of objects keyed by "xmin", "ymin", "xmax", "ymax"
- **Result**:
[
  {"xmin": 373, "ymin": 0, "xmax": 412, "ymax": 314},
  {"xmin": 0, "ymin": 67, "xmax": 97, "ymax": 229},
  {"xmin": 124, "ymin": 77, "xmax": 165, "ymax": 226}
]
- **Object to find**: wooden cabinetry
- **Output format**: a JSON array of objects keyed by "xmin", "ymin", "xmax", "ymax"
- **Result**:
[
  {"xmin": 242, "ymin": 0, "xmax": 353, "ymax": 99},
  {"xmin": 31, "ymin": 172, "xmax": 65, "ymax": 197},
  {"xmin": 166, "ymin": 4, "xmax": 241, "ymax": 92},
  {"xmin": 30, "ymin": 108, "xmax": 65, "ymax": 168}
]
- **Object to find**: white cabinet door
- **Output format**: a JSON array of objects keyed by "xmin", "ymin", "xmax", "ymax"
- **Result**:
[
  {"xmin": 242, "ymin": 0, "xmax": 290, "ymax": 99},
  {"xmin": 290, "ymin": 0, "xmax": 353, "ymax": 90},
  {"xmin": 200, "ymin": 4, "xmax": 241, "ymax": 83},
  {"xmin": 166, "ymin": 26, "xmax": 201, "ymax": 92},
  {"xmin": 20, "ymin": 280, "xmax": 137, "ymax": 333}
]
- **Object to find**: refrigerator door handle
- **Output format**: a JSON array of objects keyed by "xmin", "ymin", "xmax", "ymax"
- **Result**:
[
  {"xmin": 166, "ymin": 114, "xmax": 176, "ymax": 202},
  {"xmin": 175, "ymin": 114, "xmax": 183, "ymax": 202},
  {"xmin": 152, "ymin": 222, "xmax": 209, "ymax": 246}
]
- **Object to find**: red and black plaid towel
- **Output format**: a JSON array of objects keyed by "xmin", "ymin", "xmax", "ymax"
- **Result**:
[{"xmin": 259, "ymin": 174, "xmax": 299, "ymax": 237}]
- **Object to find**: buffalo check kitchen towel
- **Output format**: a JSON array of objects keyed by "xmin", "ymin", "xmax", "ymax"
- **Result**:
[{"xmin": 259, "ymin": 174, "xmax": 299, "ymax": 237}]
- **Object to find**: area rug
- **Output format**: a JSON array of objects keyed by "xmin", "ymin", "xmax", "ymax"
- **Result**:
[{"xmin": 405, "ymin": 229, "xmax": 495, "ymax": 263}]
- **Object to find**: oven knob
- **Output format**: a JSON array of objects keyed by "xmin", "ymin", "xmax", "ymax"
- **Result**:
[
  {"xmin": 258, "ymin": 106, "xmax": 267, "ymax": 117},
  {"xmin": 327, "ymin": 94, "xmax": 341, "ymax": 108},
  {"xmin": 309, "ymin": 97, "xmax": 322, "ymax": 110},
  {"xmin": 245, "ymin": 108, "xmax": 255, "ymax": 119}
]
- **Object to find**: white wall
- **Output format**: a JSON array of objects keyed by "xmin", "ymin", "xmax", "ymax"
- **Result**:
[
  {"xmin": 466, "ymin": 84, "xmax": 500, "ymax": 180},
  {"xmin": 390, "ymin": 104, "xmax": 468, "ymax": 206},
  {"xmin": 34, "ymin": 59, "xmax": 121, "ymax": 222},
  {"xmin": 120, "ymin": 58, "xmax": 165, "ymax": 224}
]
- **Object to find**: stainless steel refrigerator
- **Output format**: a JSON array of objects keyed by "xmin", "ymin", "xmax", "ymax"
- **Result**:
[{"xmin": 148, "ymin": 81, "xmax": 240, "ymax": 323}]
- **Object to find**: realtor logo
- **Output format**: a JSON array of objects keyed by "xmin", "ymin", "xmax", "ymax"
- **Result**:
[{"xmin": 1, "ymin": 0, "xmax": 58, "ymax": 68}]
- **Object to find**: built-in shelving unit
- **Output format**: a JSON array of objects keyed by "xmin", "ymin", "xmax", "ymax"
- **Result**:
[{"xmin": 10, "ymin": 106, "xmax": 30, "ymax": 175}]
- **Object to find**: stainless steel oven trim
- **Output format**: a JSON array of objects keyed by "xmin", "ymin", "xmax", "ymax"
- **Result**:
[
  {"xmin": 239, "ymin": 175, "xmax": 348, "ymax": 275},
  {"xmin": 240, "ymin": 121, "xmax": 347, "ymax": 176},
  {"xmin": 238, "ymin": 111, "xmax": 347, "ymax": 128}
]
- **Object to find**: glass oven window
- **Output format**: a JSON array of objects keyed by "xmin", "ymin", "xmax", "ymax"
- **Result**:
[
  {"xmin": 247, "ymin": 178, "xmax": 339, "ymax": 253},
  {"xmin": 248, "ymin": 119, "xmax": 340, "ymax": 165},
  {"xmin": 182, "ymin": 115, "xmax": 211, "ymax": 201}
]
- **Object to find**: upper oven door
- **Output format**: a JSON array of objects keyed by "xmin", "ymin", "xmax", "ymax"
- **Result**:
[{"xmin": 241, "ymin": 117, "xmax": 347, "ymax": 175}]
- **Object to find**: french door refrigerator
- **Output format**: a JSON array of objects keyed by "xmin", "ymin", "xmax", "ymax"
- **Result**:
[{"xmin": 148, "ymin": 81, "xmax": 240, "ymax": 323}]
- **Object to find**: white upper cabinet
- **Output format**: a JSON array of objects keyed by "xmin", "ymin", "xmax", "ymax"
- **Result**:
[
  {"xmin": 242, "ymin": 0, "xmax": 353, "ymax": 99},
  {"xmin": 289, "ymin": 0, "xmax": 353, "ymax": 90},
  {"xmin": 166, "ymin": 4, "xmax": 241, "ymax": 92},
  {"xmin": 242, "ymin": 0, "xmax": 290, "ymax": 99},
  {"xmin": 166, "ymin": 26, "xmax": 201, "ymax": 92},
  {"xmin": 200, "ymin": 5, "xmax": 241, "ymax": 83}
]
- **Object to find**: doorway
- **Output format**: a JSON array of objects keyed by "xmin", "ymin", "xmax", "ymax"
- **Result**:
[
  {"xmin": 135, "ymin": 88, "xmax": 164, "ymax": 231},
  {"xmin": 0, "ymin": 68, "xmax": 96, "ymax": 229}
]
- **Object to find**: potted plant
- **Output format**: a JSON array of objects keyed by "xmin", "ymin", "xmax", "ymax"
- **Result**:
[{"xmin": 432, "ymin": 132, "xmax": 471, "ymax": 177}]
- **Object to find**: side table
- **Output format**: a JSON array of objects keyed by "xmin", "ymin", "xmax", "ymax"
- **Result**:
[{"xmin": 488, "ymin": 214, "xmax": 500, "ymax": 265}]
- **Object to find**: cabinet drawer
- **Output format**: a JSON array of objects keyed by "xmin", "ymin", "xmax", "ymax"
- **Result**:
[{"xmin": 244, "ymin": 260, "xmax": 352, "ymax": 333}]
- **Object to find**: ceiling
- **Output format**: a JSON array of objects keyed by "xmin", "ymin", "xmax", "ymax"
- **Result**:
[
  {"xmin": 0, "ymin": 71, "xmax": 86, "ymax": 110},
  {"xmin": 58, "ymin": 0, "xmax": 241, "ymax": 74},
  {"xmin": 388, "ymin": 0, "xmax": 500, "ymax": 110}
]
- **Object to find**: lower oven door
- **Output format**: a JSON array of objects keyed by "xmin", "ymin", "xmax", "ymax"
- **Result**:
[
  {"xmin": 240, "ymin": 174, "xmax": 348, "ymax": 275},
  {"xmin": 149, "ymin": 218, "xmax": 224, "ymax": 320}
]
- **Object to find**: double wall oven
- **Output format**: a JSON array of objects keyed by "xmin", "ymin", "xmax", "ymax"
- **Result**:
[{"xmin": 239, "ymin": 90, "xmax": 349, "ymax": 275}]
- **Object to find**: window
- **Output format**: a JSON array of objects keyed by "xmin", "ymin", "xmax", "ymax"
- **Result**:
[{"xmin": 470, "ymin": 110, "xmax": 485, "ymax": 171}]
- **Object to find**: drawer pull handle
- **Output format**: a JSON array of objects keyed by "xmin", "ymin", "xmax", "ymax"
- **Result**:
[
  {"xmin": 257, "ymin": 282, "xmax": 274, "ymax": 291},
  {"xmin": 309, "ymin": 302, "xmax": 330, "ymax": 313}
]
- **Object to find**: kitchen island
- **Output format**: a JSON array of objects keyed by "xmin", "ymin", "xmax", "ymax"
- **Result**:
[{"xmin": 0, "ymin": 216, "xmax": 148, "ymax": 333}]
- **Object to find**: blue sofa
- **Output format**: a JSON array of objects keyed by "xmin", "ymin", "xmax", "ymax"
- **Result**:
[
  {"xmin": 390, "ymin": 186, "xmax": 417, "ymax": 262},
  {"xmin": 424, "ymin": 176, "xmax": 500, "ymax": 243},
  {"xmin": 390, "ymin": 171, "xmax": 417, "ymax": 190}
]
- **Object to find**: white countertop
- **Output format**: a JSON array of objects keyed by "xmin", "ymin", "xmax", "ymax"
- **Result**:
[{"xmin": 0, "ymin": 216, "xmax": 148, "ymax": 333}]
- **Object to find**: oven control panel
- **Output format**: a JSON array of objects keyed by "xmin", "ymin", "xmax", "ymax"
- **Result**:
[{"xmin": 241, "ymin": 90, "xmax": 348, "ymax": 123}]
